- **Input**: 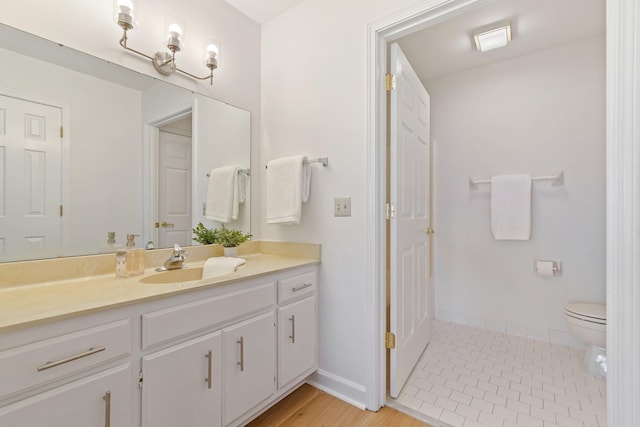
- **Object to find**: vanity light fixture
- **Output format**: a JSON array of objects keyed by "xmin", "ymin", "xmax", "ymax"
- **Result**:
[
  {"xmin": 473, "ymin": 21, "xmax": 512, "ymax": 52},
  {"xmin": 115, "ymin": 0, "xmax": 218, "ymax": 85}
]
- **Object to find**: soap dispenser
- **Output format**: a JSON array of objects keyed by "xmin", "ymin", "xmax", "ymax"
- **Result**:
[
  {"xmin": 125, "ymin": 234, "xmax": 145, "ymax": 276},
  {"xmin": 115, "ymin": 234, "xmax": 145, "ymax": 278}
]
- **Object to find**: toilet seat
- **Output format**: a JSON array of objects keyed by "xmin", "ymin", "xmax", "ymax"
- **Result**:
[{"xmin": 565, "ymin": 303, "xmax": 606, "ymax": 325}]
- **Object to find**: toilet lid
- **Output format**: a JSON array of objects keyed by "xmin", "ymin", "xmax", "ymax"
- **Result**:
[{"xmin": 565, "ymin": 303, "xmax": 606, "ymax": 324}]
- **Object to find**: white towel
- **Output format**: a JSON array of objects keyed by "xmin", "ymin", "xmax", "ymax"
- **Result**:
[
  {"xmin": 205, "ymin": 166, "xmax": 240, "ymax": 223},
  {"xmin": 266, "ymin": 155, "xmax": 311, "ymax": 224},
  {"xmin": 202, "ymin": 256, "xmax": 246, "ymax": 279},
  {"xmin": 491, "ymin": 174, "xmax": 532, "ymax": 240}
]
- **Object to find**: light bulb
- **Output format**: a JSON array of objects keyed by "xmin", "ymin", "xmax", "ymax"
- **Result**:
[
  {"xmin": 168, "ymin": 23, "xmax": 183, "ymax": 38},
  {"xmin": 206, "ymin": 44, "xmax": 218, "ymax": 58},
  {"xmin": 115, "ymin": 0, "xmax": 136, "ymax": 30},
  {"xmin": 204, "ymin": 39, "xmax": 220, "ymax": 69},
  {"xmin": 118, "ymin": 0, "xmax": 133, "ymax": 13}
]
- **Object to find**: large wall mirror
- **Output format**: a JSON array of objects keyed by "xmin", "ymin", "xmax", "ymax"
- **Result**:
[{"xmin": 0, "ymin": 24, "xmax": 251, "ymax": 263}]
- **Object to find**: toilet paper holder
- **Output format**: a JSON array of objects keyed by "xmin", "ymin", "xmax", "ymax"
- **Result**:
[{"xmin": 534, "ymin": 259, "xmax": 561, "ymax": 276}]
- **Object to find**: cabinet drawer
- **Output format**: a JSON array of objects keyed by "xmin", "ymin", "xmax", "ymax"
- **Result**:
[
  {"xmin": 142, "ymin": 282, "xmax": 275, "ymax": 349},
  {"xmin": 0, "ymin": 319, "xmax": 131, "ymax": 399},
  {"xmin": 278, "ymin": 271, "xmax": 316, "ymax": 304}
]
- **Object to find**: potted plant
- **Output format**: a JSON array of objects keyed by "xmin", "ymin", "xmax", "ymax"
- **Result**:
[{"xmin": 192, "ymin": 223, "xmax": 252, "ymax": 257}]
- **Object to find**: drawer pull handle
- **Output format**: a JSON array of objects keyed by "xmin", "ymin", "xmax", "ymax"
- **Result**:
[
  {"xmin": 237, "ymin": 337, "xmax": 244, "ymax": 372},
  {"xmin": 103, "ymin": 390, "xmax": 111, "ymax": 427},
  {"xmin": 205, "ymin": 350, "xmax": 212, "ymax": 389},
  {"xmin": 37, "ymin": 346, "xmax": 106, "ymax": 371},
  {"xmin": 289, "ymin": 315, "xmax": 296, "ymax": 343},
  {"xmin": 292, "ymin": 283, "xmax": 312, "ymax": 292}
]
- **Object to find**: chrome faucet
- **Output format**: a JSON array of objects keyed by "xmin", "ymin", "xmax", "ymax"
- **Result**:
[{"xmin": 156, "ymin": 244, "xmax": 188, "ymax": 271}]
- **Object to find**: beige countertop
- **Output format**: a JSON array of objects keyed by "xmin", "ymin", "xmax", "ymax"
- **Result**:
[{"xmin": 0, "ymin": 241, "xmax": 320, "ymax": 333}]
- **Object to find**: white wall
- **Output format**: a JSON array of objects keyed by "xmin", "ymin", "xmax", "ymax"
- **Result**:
[
  {"xmin": 261, "ymin": 0, "xmax": 427, "ymax": 405},
  {"xmin": 429, "ymin": 36, "xmax": 606, "ymax": 344},
  {"xmin": 0, "ymin": 0, "xmax": 261, "ymax": 231}
]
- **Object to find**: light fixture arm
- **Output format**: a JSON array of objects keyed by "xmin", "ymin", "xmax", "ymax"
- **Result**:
[{"xmin": 117, "ymin": 29, "xmax": 215, "ymax": 85}]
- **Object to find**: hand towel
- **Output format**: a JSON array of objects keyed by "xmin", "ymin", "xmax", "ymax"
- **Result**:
[
  {"xmin": 266, "ymin": 155, "xmax": 311, "ymax": 224},
  {"xmin": 205, "ymin": 166, "xmax": 240, "ymax": 223},
  {"xmin": 491, "ymin": 174, "xmax": 532, "ymax": 240},
  {"xmin": 202, "ymin": 256, "xmax": 246, "ymax": 279}
]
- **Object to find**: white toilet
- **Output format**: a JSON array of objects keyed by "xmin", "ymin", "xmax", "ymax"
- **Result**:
[{"xmin": 564, "ymin": 302, "xmax": 607, "ymax": 377}]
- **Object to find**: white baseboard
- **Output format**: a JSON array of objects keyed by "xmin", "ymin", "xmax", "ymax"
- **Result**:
[
  {"xmin": 306, "ymin": 369, "xmax": 367, "ymax": 410},
  {"xmin": 435, "ymin": 308, "xmax": 580, "ymax": 348}
]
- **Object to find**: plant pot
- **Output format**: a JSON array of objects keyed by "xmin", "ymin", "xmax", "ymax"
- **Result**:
[{"xmin": 223, "ymin": 246, "xmax": 238, "ymax": 257}]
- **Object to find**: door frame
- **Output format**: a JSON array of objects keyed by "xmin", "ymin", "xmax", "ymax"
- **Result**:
[
  {"xmin": 142, "ymin": 106, "xmax": 192, "ymax": 247},
  {"xmin": 366, "ymin": 1, "xmax": 640, "ymax": 426}
]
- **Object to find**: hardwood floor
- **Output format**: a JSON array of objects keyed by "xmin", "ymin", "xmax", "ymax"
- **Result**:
[{"xmin": 246, "ymin": 384, "xmax": 431, "ymax": 427}]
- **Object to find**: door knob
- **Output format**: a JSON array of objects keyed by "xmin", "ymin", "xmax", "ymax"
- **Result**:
[
  {"xmin": 155, "ymin": 221, "xmax": 175, "ymax": 228},
  {"xmin": 426, "ymin": 227, "xmax": 435, "ymax": 235}
]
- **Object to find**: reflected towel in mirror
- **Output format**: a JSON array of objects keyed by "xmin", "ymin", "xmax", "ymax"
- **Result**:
[{"xmin": 205, "ymin": 166, "xmax": 242, "ymax": 223}]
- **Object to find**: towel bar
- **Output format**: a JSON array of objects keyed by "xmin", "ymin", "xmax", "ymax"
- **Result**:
[
  {"xmin": 265, "ymin": 157, "xmax": 329, "ymax": 169},
  {"xmin": 469, "ymin": 170, "xmax": 563, "ymax": 190},
  {"xmin": 206, "ymin": 168, "xmax": 250, "ymax": 177}
]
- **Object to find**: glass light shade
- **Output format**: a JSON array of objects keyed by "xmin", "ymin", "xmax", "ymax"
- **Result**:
[
  {"xmin": 114, "ymin": 0, "xmax": 138, "ymax": 30},
  {"xmin": 164, "ymin": 15, "xmax": 186, "ymax": 52},
  {"xmin": 204, "ymin": 39, "xmax": 221, "ymax": 69}
]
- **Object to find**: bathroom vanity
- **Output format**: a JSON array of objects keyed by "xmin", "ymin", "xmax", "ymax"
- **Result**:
[{"xmin": 0, "ymin": 242, "xmax": 319, "ymax": 427}]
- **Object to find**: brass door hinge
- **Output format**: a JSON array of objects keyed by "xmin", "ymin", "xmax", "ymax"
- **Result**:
[
  {"xmin": 60, "ymin": 126, "xmax": 63, "ymax": 138},
  {"xmin": 385, "ymin": 74, "xmax": 396, "ymax": 91},
  {"xmin": 59, "ymin": 205, "xmax": 63, "ymax": 217},
  {"xmin": 385, "ymin": 332, "xmax": 396, "ymax": 349},
  {"xmin": 386, "ymin": 203, "xmax": 395, "ymax": 220},
  {"xmin": 138, "ymin": 371, "xmax": 143, "ymax": 388}
]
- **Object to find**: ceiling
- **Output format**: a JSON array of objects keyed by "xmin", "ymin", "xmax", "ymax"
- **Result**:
[
  {"xmin": 223, "ymin": 0, "xmax": 304, "ymax": 24},
  {"xmin": 222, "ymin": 0, "xmax": 604, "ymax": 81},
  {"xmin": 397, "ymin": 0, "xmax": 605, "ymax": 82}
]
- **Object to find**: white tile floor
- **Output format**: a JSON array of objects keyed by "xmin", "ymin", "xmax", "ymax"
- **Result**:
[{"xmin": 394, "ymin": 320, "xmax": 606, "ymax": 427}]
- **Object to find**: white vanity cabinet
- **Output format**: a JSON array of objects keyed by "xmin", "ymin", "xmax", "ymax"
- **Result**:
[
  {"xmin": 141, "ymin": 332, "xmax": 222, "ymax": 427},
  {"xmin": 222, "ymin": 311, "xmax": 276, "ymax": 425},
  {"xmin": 0, "ymin": 364, "xmax": 132, "ymax": 427},
  {"xmin": 0, "ymin": 260, "xmax": 318, "ymax": 427},
  {"xmin": 277, "ymin": 271, "xmax": 317, "ymax": 389},
  {"xmin": 0, "ymin": 317, "xmax": 134, "ymax": 427}
]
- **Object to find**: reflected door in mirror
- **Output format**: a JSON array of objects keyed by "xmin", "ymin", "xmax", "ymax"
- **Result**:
[
  {"xmin": 0, "ymin": 95, "xmax": 62, "ymax": 262},
  {"xmin": 157, "ymin": 130, "xmax": 192, "ymax": 248}
]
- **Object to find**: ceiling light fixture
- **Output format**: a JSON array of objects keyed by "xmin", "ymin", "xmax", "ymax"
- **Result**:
[
  {"xmin": 115, "ymin": 0, "xmax": 219, "ymax": 85},
  {"xmin": 473, "ymin": 21, "xmax": 512, "ymax": 52}
]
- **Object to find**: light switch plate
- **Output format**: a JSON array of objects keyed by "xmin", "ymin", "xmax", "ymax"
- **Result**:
[{"xmin": 334, "ymin": 197, "xmax": 351, "ymax": 217}]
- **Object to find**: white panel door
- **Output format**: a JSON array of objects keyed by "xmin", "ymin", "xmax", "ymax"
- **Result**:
[
  {"xmin": 0, "ymin": 94, "xmax": 62, "ymax": 261},
  {"xmin": 389, "ymin": 43, "xmax": 432, "ymax": 398},
  {"xmin": 157, "ymin": 131, "xmax": 192, "ymax": 248}
]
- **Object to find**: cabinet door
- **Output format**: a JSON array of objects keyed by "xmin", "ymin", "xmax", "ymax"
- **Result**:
[
  {"xmin": 278, "ymin": 296, "xmax": 317, "ymax": 388},
  {"xmin": 142, "ymin": 331, "xmax": 222, "ymax": 427},
  {"xmin": 0, "ymin": 364, "xmax": 132, "ymax": 427},
  {"xmin": 223, "ymin": 311, "xmax": 276, "ymax": 425}
]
